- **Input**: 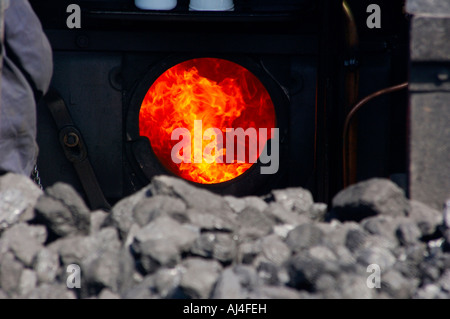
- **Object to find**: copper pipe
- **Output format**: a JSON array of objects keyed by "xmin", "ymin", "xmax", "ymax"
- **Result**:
[
  {"xmin": 342, "ymin": 0, "xmax": 360, "ymax": 187},
  {"xmin": 342, "ymin": 82, "xmax": 409, "ymax": 187},
  {"xmin": 343, "ymin": 1, "xmax": 359, "ymax": 49}
]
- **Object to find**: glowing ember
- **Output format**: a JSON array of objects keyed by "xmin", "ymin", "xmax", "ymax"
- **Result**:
[{"xmin": 139, "ymin": 58, "xmax": 276, "ymax": 184}]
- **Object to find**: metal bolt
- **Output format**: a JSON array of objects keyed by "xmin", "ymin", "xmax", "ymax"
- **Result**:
[
  {"xmin": 64, "ymin": 132, "xmax": 80, "ymax": 147},
  {"xmin": 76, "ymin": 35, "xmax": 89, "ymax": 48}
]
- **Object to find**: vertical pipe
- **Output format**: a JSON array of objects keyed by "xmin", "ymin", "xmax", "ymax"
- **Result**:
[
  {"xmin": 342, "ymin": 0, "xmax": 359, "ymax": 188},
  {"xmin": 315, "ymin": 0, "xmax": 344, "ymax": 203}
]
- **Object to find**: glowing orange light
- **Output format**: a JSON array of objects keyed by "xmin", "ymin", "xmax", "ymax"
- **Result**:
[{"xmin": 139, "ymin": 58, "xmax": 275, "ymax": 184}]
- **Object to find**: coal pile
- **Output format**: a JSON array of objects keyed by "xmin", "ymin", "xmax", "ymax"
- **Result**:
[{"xmin": 0, "ymin": 173, "xmax": 449, "ymax": 299}]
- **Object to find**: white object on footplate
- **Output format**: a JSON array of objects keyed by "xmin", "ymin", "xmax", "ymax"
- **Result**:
[
  {"xmin": 135, "ymin": 0, "xmax": 177, "ymax": 10},
  {"xmin": 189, "ymin": 0, "xmax": 234, "ymax": 11}
]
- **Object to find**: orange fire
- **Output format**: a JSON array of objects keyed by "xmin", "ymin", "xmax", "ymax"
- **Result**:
[{"xmin": 139, "ymin": 58, "xmax": 276, "ymax": 184}]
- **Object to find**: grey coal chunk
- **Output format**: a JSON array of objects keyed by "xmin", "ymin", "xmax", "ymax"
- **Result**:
[
  {"xmin": 185, "ymin": 208, "xmax": 236, "ymax": 232},
  {"xmin": 178, "ymin": 258, "xmax": 222, "ymax": 299},
  {"xmin": 124, "ymin": 223, "xmax": 141, "ymax": 249},
  {"xmin": 51, "ymin": 228, "xmax": 123, "ymax": 298},
  {"xmin": 263, "ymin": 202, "xmax": 309, "ymax": 226},
  {"xmin": 116, "ymin": 248, "xmax": 137, "ymax": 295},
  {"xmin": 90, "ymin": 210, "xmax": 109, "ymax": 234},
  {"xmin": 34, "ymin": 196, "xmax": 76, "ymax": 238},
  {"xmin": 315, "ymin": 274, "xmax": 337, "ymax": 296},
  {"xmin": 332, "ymin": 245, "xmax": 357, "ymax": 268},
  {"xmin": 44, "ymin": 182, "xmax": 90, "ymax": 215},
  {"xmin": 81, "ymin": 250, "xmax": 122, "ymax": 297},
  {"xmin": 48, "ymin": 227, "xmax": 121, "ymax": 267},
  {"xmin": 224, "ymin": 196, "xmax": 248, "ymax": 214},
  {"xmin": 212, "ymin": 267, "xmax": 247, "ymax": 299},
  {"xmin": 285, "ymin": 223, "xmax": 324, "ymax": 253},
  {"xmin": 152, "ymin": 267, "xmax": 183, "ymax": 299},
  {"xmin": 237, "ymin": 240, "xmax": 262, "ymax": 265},
  {"xmin": 0, "ymin": 252, "xmax": 24, "ymax": 297},
  {"xmin": 34, "ymin": 248, "xmax": 60, "ymax": 284},
  {"xmin": 335, "ymin": 274, "xmax": 375, "ymax": 299},
  {"xmin": 394, "ymin": 260, "xmax": 421, "ymax": 280},
  {"xmin": 132, "ymin": 195, "xmax": 187, "ymax": 226},
  {"xmin": 90, "ymin": 227, "xmax": 122, "ymax": 253},
  {"xmin": 249, "ymin": 285, "xmax": 305, "ymax": 299},
  {"xmin": 286, "ymin": 251, "xmax": 340, "ymax": 291},
  {"xmin": 438, "ymin": 269, "xmax": 450, "ymax": 293},
  {"xmin": 271, "ymin": 187, "xmax": 314, "ymax": 215},
  {"xmin": 418, "ymin": 256, "xmax": 445, "ymax": 285},
  {"xmin": 236, "ymin": 206, "xmax": 276, "ymax": 241},
  {"xmin": 345, "ymin": 228, "xmax": 370, "ymax": 253},
  {"xmin": 78, "ymin": 229, "xmax": 127, "ymax": 298},
  {"xmin": 309, "ymin": 246, "xmax": 338, "ymax": 263},
  {"xmin": 190, "ymin": 232, "xmax": 237, "ymax": 264},
  {"xmin": 149, "ymin": 175, "xmax": 232, "ymax": 213},
  {"xmin": 437, "ymin": 252, "xmax": 450, "ymax": 271},
  {"xmin": 413, "ymin": 284, "xmax": 449, "ymax": 300},
  {"xmin": 381, "ymin": 270, "xmax": 419, "ymax": 299},
  {"xmin": 403, "ymin": 243, "xmax": 427, "ymax": 264},
  {"xmin": 356, "ymin": 246, "xmax": 396, "ymax": 273},
  {"xmin": 233, "ymin": 264, "xmax": 261, "ymax": 291},
  {"xmin": 393, "ymin": 245, "xmax": 427, "ymax": 279},
  {"xmin": 310, "ymin": 203, "xmax": 328, "ymax": 222},
  {"xmin": 256, "ymin": 261, "xmax": 281, "ymax": 286},
  {"xmin": 122, "ymin": 276, "xmax": 156, "ymax": 299},
  {"xmin": 135, "ymin": 240, "xmax": 181, "ymax": 275},
  {"xmin": 224, "ymin": 196, "xmax": 268, "ymax": 214},
  {"xmin": 190, "ymin": 233, "xmax": 216, "ymax": 258},
  {"xmin": 320, "ymin": 221, "xmax": 360, "ymax": 248},
  {"xmin": 361, "ymin": 216, "xmax": 398, "ymax": 241},
  {"xmin": 35, "ymin": 183, "xmax": 91, "ymax": 238},
  {"xmin": 24, "ymin": 283, "xmax": 77, "ymax": 299},
  {"xmin": 273, "ymin": 224, "xmax": 298, "ymax": 239},
  {"xmin": 242, "ymin": 196, "xmax": 269, "ymax": 212},
  {"xmin": 331, "ymin": 178, "xmax": 409, "ymax": 222},
  {"xmin": 396, "ymin": 221, "xmax": 422, "ymax": 246},
  {"xmin": 18, "ymin": 269, "xmax": 38, "ymax": 297},
  {"xmin": 212, "ymin": 265, "xmax": 259, "ymax": 299},
  {"xmin": 408, "ymin": 200, "xmax": 443, "ymax": 237},
  {"xmin": 48, "ymin": 235, "xmax": 96, "ymax": 267},
  {"xmin": 98, "ymin": 289, "xmax": 120, "ymax": 299},
  {"xmin": 0, "ymin": 223, "xmax": 46, "ymax": 267},
  {"xmin": 366, "ymin": 233, "xmax": 398, "ymax": 252},
  {"xmin": 259, "ymin": 234, "xmax": 291, "ymax": 266},
  {"xmin": 0, "ymin": 173, "xmax": 43, "ymax": 233},
  {"xmin": 131, "ymin": 217, "xmax": 199, "ymax": 274},
  {"xmin": 103, "ymin": 185, "xmax": 150, "ymax": 240}
]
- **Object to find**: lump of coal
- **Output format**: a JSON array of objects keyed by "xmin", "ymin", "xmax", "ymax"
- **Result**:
[
  {"xmin": 35, "ymin": 183, "xmax": 90, "ymax": 239},
  {"xmin": 331, "ymin": 178, "xmax": 409, "ymax": 222}
]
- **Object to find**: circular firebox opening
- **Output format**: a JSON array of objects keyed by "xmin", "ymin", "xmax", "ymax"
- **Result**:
[{"xmin": 138, "ymin": 57, "xmax": 276, "ymax": 185}]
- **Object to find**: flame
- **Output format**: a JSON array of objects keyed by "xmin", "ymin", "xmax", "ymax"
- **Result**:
[{"xmin": 139, "ymin": 58, "xmax": 275, "ymax": 184}]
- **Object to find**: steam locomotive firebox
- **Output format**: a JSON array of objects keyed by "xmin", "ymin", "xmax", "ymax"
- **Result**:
[
  {"xmin": 138, "ymin": 58, "xmax": 276, "ymax": 185},
  {"xmin": 127, "ymin": 55, "xmax": 289, "ymax": 196},
  {"xmin": 31, "ymin": 0, "xmax": 409, "ymax": 209}
]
